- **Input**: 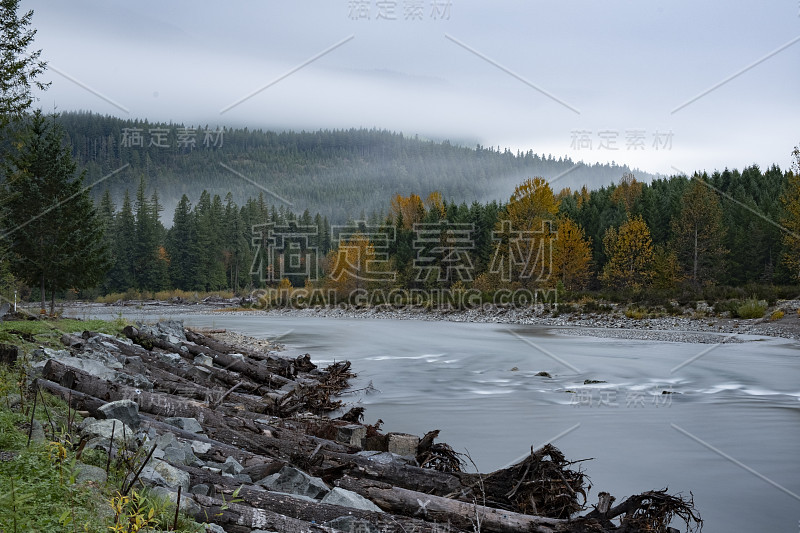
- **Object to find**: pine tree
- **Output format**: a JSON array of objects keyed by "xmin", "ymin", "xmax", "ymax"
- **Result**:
[
  {"xmin": 600, "ymin": 215, "xmax": 655, "ymax": 291},
  {"xmin": 166, "ymin": 194, "xmax": 195, "ymax": 290},
  {"xmin": 780, "ymin": 147, "xmax": 800, "ymax": 281},
  {"xmin": 670, "ymin": 175, "xmax": 727, "ymax": 286},
  {"xmin": 110, "ymin": 191, "xmax": 136, "ymax": 292},
  {"xmin": 552, "ymin": 216, "xmax": 592, "ymax": 291},
  {"xmin": 0, "ymin": 0, "xmax": 48, "ymax": 128},
  {"xmin": 2, "ymin": 111, "xmax": 109, "ymax": 312}
]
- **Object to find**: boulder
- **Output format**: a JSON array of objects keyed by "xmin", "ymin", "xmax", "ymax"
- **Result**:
[
  {"xmin": 336, "ymin": 424, "xmax": 366, "ymax": 448},
  {"xmin": 98, "ymin": 399, "xmax": 140, "ymax": 429},
  {"xmin": 221, "ymin": 455, "xmax": 244, "ymax": 475},
  {"xmin": 80, "ymin": 418, "xmax": 134, "ymax": 446},
  {"xmin": 193, "ymin": 354, "xmax": 214, "ymax": 367},
  {"xmin": 321, "ymin": 487, "xmax": 384, "ymax": 512},
  {"xmin": 148, "ymin": 486, "xmax": 200, "ymax": 515},
  {"xmin": 164, "ymin": 417, "xmax": 203, "ymax": 434},
  {"xmin": 386, "ymin": 433, "xmax": 419, "ymax": 457},
  {"xmin": 138, "ymin": 460, "xmax": 191, "ymax": 492},
  {"xmin": 73, "ymin": 463, "xmax": 107, "ymax": 485},
  {"xmin": 256, "ymin": 466, "xmax": 330, "ymax": 500}
]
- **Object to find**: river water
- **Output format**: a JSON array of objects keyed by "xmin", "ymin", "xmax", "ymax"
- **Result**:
[{"xmin": 69, "ymin": 309, "xmax": 800, "ymax": 532}]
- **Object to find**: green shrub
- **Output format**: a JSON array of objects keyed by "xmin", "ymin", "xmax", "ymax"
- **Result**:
[
  {"xmin": 770, "ymin": 310, "xmax": 784, "ymax": 320},
  {"xmin": 737, "ymin": 298, "xmax": 767, "ymax": 319}
]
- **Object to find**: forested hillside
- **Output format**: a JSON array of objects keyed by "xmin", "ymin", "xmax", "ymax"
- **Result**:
[{"xmin": 57, "ymin": 111, "xmax": 648, "ymax": 222}]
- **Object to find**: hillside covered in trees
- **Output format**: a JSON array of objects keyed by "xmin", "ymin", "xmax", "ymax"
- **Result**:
[
  {"xmin": 56, "ymin": 111, "xmax": 650, "ymax": 223},
  {"xmin": 87, "ymin": 151, "xmax": 799, "ymax": 303}
]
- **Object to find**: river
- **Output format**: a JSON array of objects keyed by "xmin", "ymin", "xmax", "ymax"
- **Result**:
[{"xmin": 68, "ymin": 309, "xmax": 800, "ymax": 532}]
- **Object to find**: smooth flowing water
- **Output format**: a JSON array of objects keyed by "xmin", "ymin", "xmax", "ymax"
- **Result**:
[{"xmin": 70, "ymin": 309, "xmax": 800, "ymax": 532}]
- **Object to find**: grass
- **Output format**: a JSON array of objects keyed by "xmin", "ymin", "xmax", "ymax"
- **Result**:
[
  {"xmin": 96, "ymin": 289, "xmax": 235, "ymax": 304},
  {"xmin": 736, "ymin": 298, "xmax": 768, "ymax": 319},
  {"xmin": 0, "ymin": 347, "xmax": 203, "ymax": 533},
  {"xmin": 0, "ymin": 316, "xmax": 129, "ymax": 350}
]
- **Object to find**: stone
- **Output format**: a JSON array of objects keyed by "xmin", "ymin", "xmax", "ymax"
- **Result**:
[
  {"xmin": 164, "ymin": 417, "xmax": 203, "ymax": 434},
  {"xmin": 190, "ymin": 440, "xmax": 212, "ymax": 455},
  {"xmin": 73, "ymin": 463, "xmax": 107, "ymax": 485},
  {"xmin": 30, "ymin": 419, "xmax": 45, "ymax": 442},
  {"xmin": 148, "ymin": 486, "xmax": 200, "ymax": 515},
  {"xmin": 98, "ymin": 399, "xmax": 140, "ymax": 429},
  {"xmin": 324, "ymin": 516, "xmax": 380, "ymax": 533},
  {"xmin": 386, "ymin": 433, "xmax": 419, "ymax": 457},
  {"xmin": 139, "ymin": 460, "xmax": 191, "ymax": 492},
  {"xmin": 4, "ymin": 393, "xmax": 21, "ymax": 409},
  {"xmin": 190, "ymin": 484, "xmax": 210, "ymax": 496},
  {"xmin": 336, "ymin": 424, "xmax": 366, "ymax": 448},
  {"xmin": 221, "ymin": 455, "xmax": 243, "ymax": 475},
  {"xmin": 193, "ymin": 354, "xmax": 214, "ymax": 367},
  {"xmin": 80, "ymin": 418, "xmax": 134, "ymax": 446},
  {"xmin": 158, "ymin": 352, "xmax": 182, "ymax": 365},
  {"xmin": 163, "ymin": 447, "xmax": 188, "ymax": 466},
  {"xmin": 256, "ymin": 466, "xmax": 330, "ymax": 499},
  {"xmin": 321, "ymin": 487, "xmax": 384, "ymax": 512},
  {"xmin": 203, "ymin": 523, "xmax": 227, "ymax": 533},
  {"xmin": 114, "ymin": 372, "xmax": 154, "ymax": 392}
]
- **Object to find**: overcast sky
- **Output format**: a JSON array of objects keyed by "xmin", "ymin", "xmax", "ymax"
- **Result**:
[{"xmin": 25, "ymin": 0, "xmax": 800, "ymax": 176}]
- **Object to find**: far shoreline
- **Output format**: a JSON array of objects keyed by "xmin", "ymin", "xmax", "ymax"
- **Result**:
[{"xmin": 52, "ymin": 299, "xmax": 800, "ymax": 345}]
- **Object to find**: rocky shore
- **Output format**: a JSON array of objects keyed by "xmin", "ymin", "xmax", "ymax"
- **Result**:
[{"xmin": 9, "ymin": 319, "xmax": 702, "ymax": 533}]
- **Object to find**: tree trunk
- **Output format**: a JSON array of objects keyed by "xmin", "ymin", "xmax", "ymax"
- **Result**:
[{"xmin": 336, "ymin": 475, "xmax": 569, "ymax": 533}]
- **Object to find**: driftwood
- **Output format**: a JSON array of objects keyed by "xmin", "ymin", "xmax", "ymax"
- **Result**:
[{"xmin": 34, "ymin": 322, "xmax": 702, "ymax": 533}]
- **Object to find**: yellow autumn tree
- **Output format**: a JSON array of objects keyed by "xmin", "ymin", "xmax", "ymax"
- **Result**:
[
  {"xmin": 425, "ymin": 191, "xmax": 446, "ymax": 218},
  {"xmin": 780, "ymin": 146, "xmax": 800, "ymax": 281},
  {"xmin": 491, "ymin": 177, "xmax": 558, "ymax": 287},
  {"xmin": 600, "ymin": 215, "xmax": 655, "ymax": 290},
  {"xmin": 610, "ymin": 173, "xmax": 643, "ymax": 214},
  {"xmin": 325, "ymin": 233, "xmax": 388, "ymax": 299},
  {"xmin": 391, "ymin": 193, "xmax": 425, "ymax": 229},
  {"xmin": 553, "ymin": 216, "xmax": 592, "ymax": 291}
]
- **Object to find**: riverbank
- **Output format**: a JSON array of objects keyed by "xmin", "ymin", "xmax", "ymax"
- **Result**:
[
  {"xmin": 0, "ymin": 318, "xmax": 703, "ymax": 533},
  {"xmin": 55, "ymin": 299, "xmax": 800, "ymax": 344}
]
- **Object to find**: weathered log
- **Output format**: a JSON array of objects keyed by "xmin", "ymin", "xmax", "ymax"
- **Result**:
[
  {"xmin": 124, "ymin": 325, "xmax": 294, "ymax": 386},
  {"xmin": 35, "ymin": 377, "xmax": 262, "ymax": 465},
  {"xmin": 336, "ymin": 475, "xmax": 571, "ymax": 533},
  {"xmin": 189, "ymin": 493, "xmax": 326, "ymax": 533},
  {"xmin": 319, "ymin": 449, "xmax": 464, "ymax": 496}
]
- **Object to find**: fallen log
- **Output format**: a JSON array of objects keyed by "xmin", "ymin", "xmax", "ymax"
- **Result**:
[{"xmin": 336, "ymin": 475, "xmax": 571, "ymax": 533}]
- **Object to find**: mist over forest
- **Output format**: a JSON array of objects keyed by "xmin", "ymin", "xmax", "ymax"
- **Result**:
[{"xmin": 57, "ymin": 111, "xmax": 653, "ymax": 224}]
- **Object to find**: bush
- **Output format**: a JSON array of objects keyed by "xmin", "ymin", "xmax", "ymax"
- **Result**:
[
  {"xmin": 770, "ymin": 310, "xmax": 785, "ymax": 320},
  {"xmin": 737, "ymin": 298, "xmax": 767, "ymax": 319}
]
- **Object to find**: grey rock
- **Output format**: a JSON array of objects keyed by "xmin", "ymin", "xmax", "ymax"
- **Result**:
[
  {"xmin": 321, "ymin": 487, "xmax": 384, "ymax": 512},
  {"xmin": 73, "ymin": 463, "xmax": 107, "ymax": 485},
  {"xmin": 193, "ymin": 354, "xmax": 214, "ymax": 367},
  {"xmin": 257, "ymin": 466, "xmax": 329, "ymax": 499},
  {"xmin": 324, "ymin": 516, "xmax": 380, "ymax": 533},
  {"xmin": 190, "ymin": 484, "xmax": 210, "ymax": 496},
  {"xmin": 163, "ymin": 447, "xmax": 188, "ymax": 466},
  {"xmin": 232, "ymin": 473, "xmax": 252, "ymax": 483},
  {"xmin": 190, "ymin": 440, "xmax": 212, "ymax": 455},
  {"xmin": 356, "ymin": 451, "xmax": 414, "ymax": 466},
  {"xmin": 158, "ymin": 352, "xmax": 182, "ymax": 365},
  {"xmin": 114, "ymin": 372, "xmax": 154, "ymax": 392},
  {"xmin": 164, "ymin": 417, "xmax": 203, "ymax": 434},
  {"xmin": 202, "ymin": 524, "xmax": 227, "ymax": 533},
  {"xmin": 221, "ymin": 455, "xmax": 243, "ymax": 475},
  {"xmin": 4, "ymin": 393, "xmax": 21, "ymax": 408},
  {"xmin": 386, "ymin": 433, "xmax": 419, "ymax": 457},
  {"xmin": 148, "ymin": 486, "xmax": 200, "ymax": 515},
  {"xmin": 98, "ymin": 399, "xmax": 140, "ymax": 429},
  {"xmin": 336, "ymin": 424, "xmax": 366, "ymax": 448},
  {"xmin": 80, "ymin": 418, "xmax": 134, "ymax": 446},
  {"xmin": 30, "ymin": 419, "xmax": 45, "ymax": 442},
  {"xmin": 201, "ymin": 466, "xmax": 221, "ymax": 475},
  {"xmin": 138, "ymin": 460, "xmax": 190, "ymax": 491}
]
